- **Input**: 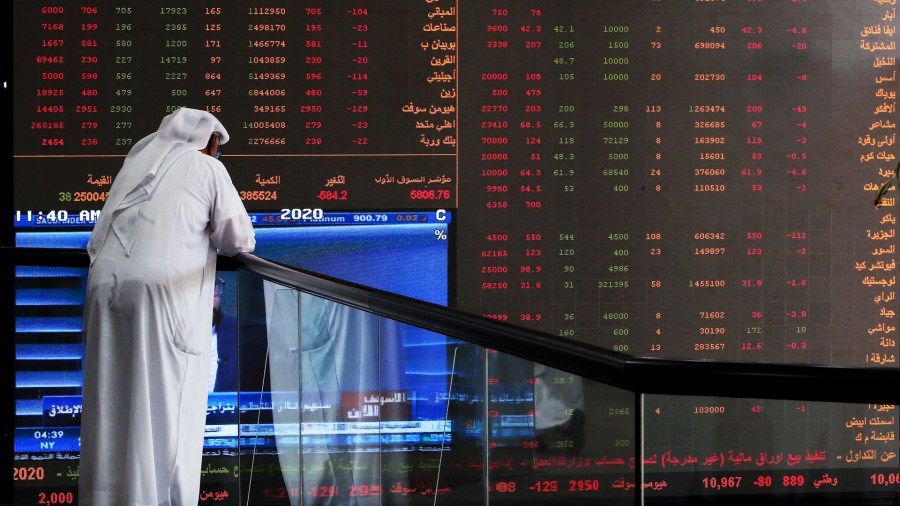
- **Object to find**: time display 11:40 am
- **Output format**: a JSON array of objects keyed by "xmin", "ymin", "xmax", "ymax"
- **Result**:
[{"xmin": 15, "ymin": 209, "xmax": 101, "ymax": 224}]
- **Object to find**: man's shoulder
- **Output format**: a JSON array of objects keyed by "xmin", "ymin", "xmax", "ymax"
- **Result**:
[{"xmin": 183, "ymin": 151, "xmax": 228, "ymax": 175}]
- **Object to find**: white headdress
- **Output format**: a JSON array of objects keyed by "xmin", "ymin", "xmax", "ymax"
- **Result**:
[{"xmin": 87, "ymin": 107, "xmax": 229, "ymax": 259}]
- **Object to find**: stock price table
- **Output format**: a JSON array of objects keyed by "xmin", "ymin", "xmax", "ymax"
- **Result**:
[{"xmin": 12, "ymin": 0, "xmax": 899, "ymax": 504}]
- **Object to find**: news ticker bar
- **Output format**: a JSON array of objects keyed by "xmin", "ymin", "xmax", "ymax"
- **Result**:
[{"xmin": 14, "ymin": 210, "xmax": 452, "ymax": 228}]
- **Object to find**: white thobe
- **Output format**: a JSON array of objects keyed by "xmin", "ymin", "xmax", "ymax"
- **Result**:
[{"xmin": 79, "ymin": 126, "xmax": 254, "ymax": 505}]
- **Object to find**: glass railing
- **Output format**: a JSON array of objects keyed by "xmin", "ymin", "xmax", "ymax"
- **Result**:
[
  {"xmin": 230, "ymin": 270, "xmax": 636, "ymax": 505},
  {"xmin": 5, "ymin": 247, "xmax": 900, "ymax": 505}
]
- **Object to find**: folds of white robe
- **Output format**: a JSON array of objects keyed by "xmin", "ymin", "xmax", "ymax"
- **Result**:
[{"xmin": 79, "ymin": 151, "xmax": 254, "ymax": 506}]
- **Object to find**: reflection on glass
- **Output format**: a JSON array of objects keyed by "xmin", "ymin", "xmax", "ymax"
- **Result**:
[
  {"xmin": 486, "ymin": 351, "xmax": 635, "ymax": 505},
  {"xmin": 238, "ymin": 275, "xmax": 487, "ymax": 504}
]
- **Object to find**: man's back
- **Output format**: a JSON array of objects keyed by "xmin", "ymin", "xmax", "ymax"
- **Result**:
[{"xmin": 79, "ymin": 108, "xmax": 254, "ymax": 506}]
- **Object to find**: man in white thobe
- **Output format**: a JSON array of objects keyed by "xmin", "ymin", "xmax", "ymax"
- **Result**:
[{"xmin": 78, "ymin": 108, "xmax": 255, "ymax": 506}]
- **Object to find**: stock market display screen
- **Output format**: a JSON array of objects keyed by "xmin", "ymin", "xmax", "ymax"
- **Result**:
[{"xmin": 10, "ymin": 0, "xmax": 899, "ymax": 504}]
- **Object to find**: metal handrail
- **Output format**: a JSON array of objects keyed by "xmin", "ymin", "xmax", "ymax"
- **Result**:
[{"xmin": 4, "ymin": 245, "xmax": 899, "ymax": 403}]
